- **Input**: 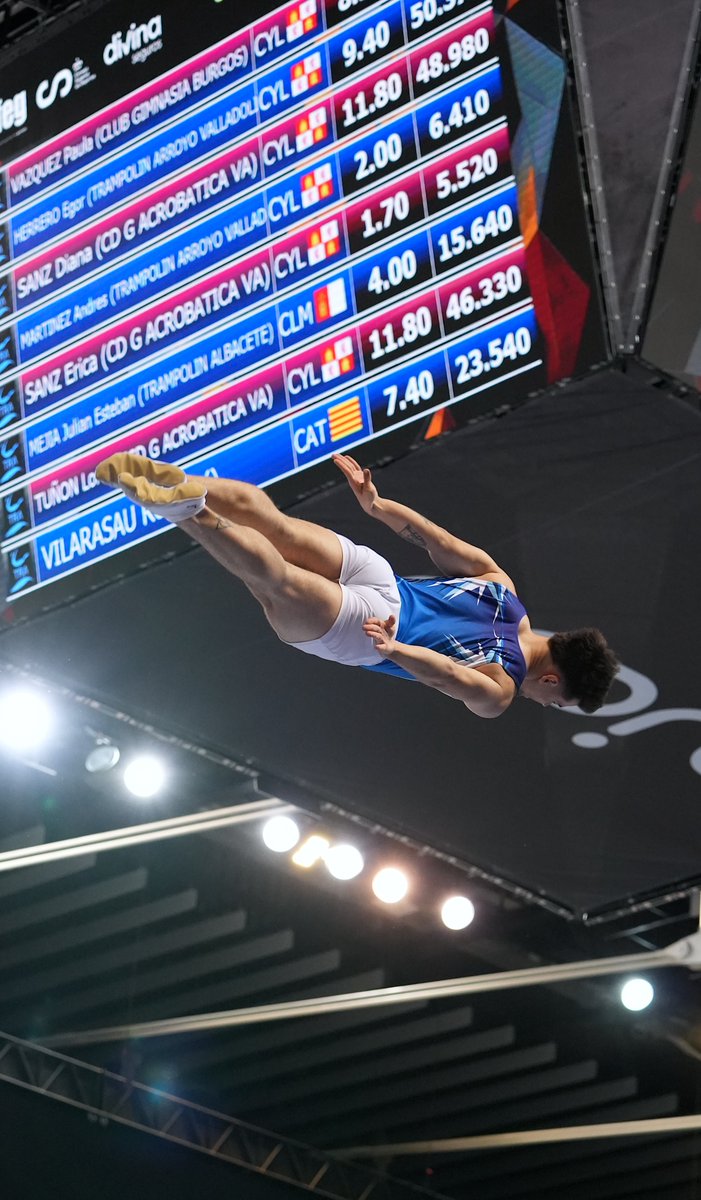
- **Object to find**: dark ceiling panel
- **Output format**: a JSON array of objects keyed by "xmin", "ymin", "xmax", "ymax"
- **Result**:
[
  {"xmin": 0, "ymin": 865, "xmax": 147, "ymax": 934},
  {"xmin": 0, "ymin": 849, "xmax": 96, "ymax": 895},
  {"xmin": 233, "ymin": 1003, "xmax": 475, "ymax": 1089},
  {"xmin": 1, "ymin": 907, "xmax": 246, "ymax": 1002}
]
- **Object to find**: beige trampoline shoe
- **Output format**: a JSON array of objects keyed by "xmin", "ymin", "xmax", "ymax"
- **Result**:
[
  {"xmin": 96, "ymin": 452, "xmax": 207, "ymax": 522},
  {"xmin": 96, "ymin": 451, "xmax": 186, "ymax": 489},
  {"xmin": 117, "ymin": 472, "xmax": 207, "ymax": 522}
]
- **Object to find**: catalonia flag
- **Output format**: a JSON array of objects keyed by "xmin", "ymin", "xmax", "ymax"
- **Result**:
[{"xmin": 328, "ymin": 396, "xmax": 363, "ymax": 442}]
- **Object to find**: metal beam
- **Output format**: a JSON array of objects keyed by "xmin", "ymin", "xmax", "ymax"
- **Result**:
[
  {"xmin": 334, "ymin": 1113, "xmax": 701, "ymax": 1157},
  {"xmin": 12, "ymin": 0, "xmax": 51, "ymax": 12},
  {"xmin": 262, "ymin": 1027, "xmax": 517, "ymax": 1132},
  {"xmin": 0, "ymin": 1030, "xmax": 446, "ymax": 1200},
  {"xmin": 564, "ymin": 0, "xmax": 624, "ymax": 352},
  {"xmin": 42, "ymin": 930, "xmax": 701, "ymax": 1048},
  {"xmin": 0, "ymin": 797, "xmax": 288, "ymax": 872},
  {"xmin": 43, "ymin": 930, "xmax": 296, "ymax": 1023},
  {"xmin": 1, "ymin": 888, "xmax": 198, "ymax": 971},
  {"xmin": 625, "ymin": 0, "xmax": 701, "ymax": 353},
  {"xmin": 0, "ymin": 867, "xmax": 147, "ymax": 934},
  {"xmin": 0, "ymin": 907, "xmax": 245, "ymax": 1004},
  {"xmin": 0, "ymin": 851, "xmax": 97, "ymax": 897},
  {"xmin": 232, "ymin": 1004, "xmax": 474, "ymax": 1095}
]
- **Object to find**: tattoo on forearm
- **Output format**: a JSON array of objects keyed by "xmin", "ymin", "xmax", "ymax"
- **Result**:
[
  {"xmin": 215, "ymin": 516, "xmax": 234, "ymax": 531},
  {"xmin": 399, "ymin": 523, "xmax": 428, "ymax": 548}
]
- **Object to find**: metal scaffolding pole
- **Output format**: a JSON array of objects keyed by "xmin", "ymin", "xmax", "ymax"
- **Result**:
[
  {"xmin": 0, "ymin": 797, "xmax": 289, "ymax": 873},
  {"xmin": 625, "ymin": 0, "xmax": 701, "ymax": 352},
  {"xmin": 42, "ymin": 930, "xmax": 701, "ymax": 1048},
  {"xmin": 333, "ymin": 1113, "xmax": 701, "ymax": 1157},
  {"xmin": 564, "ymin": 0, "xmax": 624, "ymax": 352},
  {"xmin": 0, "ymin": 1031, "xmax": 445, "ymax": 1200}
]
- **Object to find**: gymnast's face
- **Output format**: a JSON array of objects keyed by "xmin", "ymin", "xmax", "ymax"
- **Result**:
[{"xmin": 519, "ymin": 675, "xmax": 580, "ymax": 709}]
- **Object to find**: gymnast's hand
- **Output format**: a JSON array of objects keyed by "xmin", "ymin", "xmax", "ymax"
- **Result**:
[
  {"xmin": 363, "ymin": 614, "xmax": 397, "ymax": 656},
  {"xmin": 333, "ymin": 453, "xmax": 379, "ymax": 516}
]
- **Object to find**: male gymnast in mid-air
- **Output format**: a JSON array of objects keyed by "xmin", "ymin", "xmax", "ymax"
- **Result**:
[{"xmin": 96, "ymin": 451, "xmax": 619, "ymax": 718}]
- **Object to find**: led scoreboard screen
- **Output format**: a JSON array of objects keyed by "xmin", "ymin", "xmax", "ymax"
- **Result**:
[{"xmin": 0, "ymin": 0, "xmax": 608, "ymax": 607}]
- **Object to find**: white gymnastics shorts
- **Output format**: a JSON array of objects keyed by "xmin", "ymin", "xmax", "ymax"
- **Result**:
[{"xmin": 287, "ymin": 533, "xmax": 401, "ymax": 667}]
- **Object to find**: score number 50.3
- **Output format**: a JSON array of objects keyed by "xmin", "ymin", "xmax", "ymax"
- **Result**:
[{"xmin": 409, "ymin": 0, "xmax": 471, "ymax": 29}]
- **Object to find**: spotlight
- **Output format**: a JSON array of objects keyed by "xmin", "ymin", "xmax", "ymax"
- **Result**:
[
  {"xmin": 325, "ymin": 843, "xmax": 364, "ymax": 880},
  {"xmin": 262, "ymin": 815, "xmax": 300, "ymax": 853},
  {"xmin": 620, "ymin": 977, "xmax": 654, "ymax": 1011},
  {"xmin": 0, "ymin": 687, "xmax": 54, "ymax": 755},
  {"xmin": 85, "ymin": 743, "xmax": 121, "ymax": 773},
  {"xmin": 372, "ymin": 866, "xmax": 408, "ymax": 904},
  {"xmin": 291, "ymin": 834, "xmax": 329, "ymax": 868},
  {"xmin": 441, "ymin": 895, "xmax": 475, "ymax": 930},
  {"xmin": 123, "ymin": 755, "xmax": 166, "ymax": 798}
]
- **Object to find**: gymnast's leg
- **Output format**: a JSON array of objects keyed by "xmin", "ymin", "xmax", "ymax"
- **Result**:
[
  {"xmin": 187, "ymin": 474, "xmax": 343, "ymax": 581},
  {"xmin": 179, "ymin": 506, "xmax": 343, "ymax": 644},
  {"xmin": 96, "ymin": 451, "xmax": 343, "ymax": 581}
]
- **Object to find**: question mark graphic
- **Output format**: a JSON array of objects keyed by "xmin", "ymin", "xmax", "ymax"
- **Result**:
[{"xmin": 535, "ymin": 631, "xmax": 701, "ymax": 777}]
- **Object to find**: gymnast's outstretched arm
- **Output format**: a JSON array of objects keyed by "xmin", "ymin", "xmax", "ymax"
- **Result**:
[
  {"xmin": 333, "ymin": 453, "xmax": 514, "ymax": 586},
  {"xmin": 363, "ymin": 615, "xmax": 515, "ymax": 717}
]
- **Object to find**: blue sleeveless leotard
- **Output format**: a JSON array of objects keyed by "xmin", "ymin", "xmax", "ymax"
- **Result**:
[{"xmin": 363, "ymin": 575, "xmax": 528, "ymax": 688}]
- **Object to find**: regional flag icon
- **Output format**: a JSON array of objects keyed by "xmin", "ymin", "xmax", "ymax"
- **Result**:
[
  {"xmin": 296, "ymin": 104, "xmax": 328, "ymax": 151},
  {"xmin": 287, "ymin": 0, "xmax": 318, "ymax": 41},
  {"xmin": 328, "ymin": 395, "xmax": 363, "ymax": 442},
  {"xmin": 291, "ymin": 53, "xmax": 323, "ymax": 96},
  {"xmin": 313, "ymin": 278, "xmax": 348, "ymax": 322},
  {"xmin": 307, "ymin": 219, "xmax": 341, "ymax": 265},
  {"xmin": 321, "ymin": 335, "xmax": 354, "ymax": 381},
  {"xmin": 301, "ymin": 163, "xmax": 334, "ymax": 208}
]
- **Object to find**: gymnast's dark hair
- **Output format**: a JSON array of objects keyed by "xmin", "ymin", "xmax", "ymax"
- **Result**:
[{"xmin": 549, "ymin": 628, "xmax": 620, "ymax": 714}]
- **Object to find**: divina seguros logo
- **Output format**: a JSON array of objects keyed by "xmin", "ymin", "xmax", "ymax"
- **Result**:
[{"xmin": 103, "ymin": 15, "xmax": 163, "ymax": 66}]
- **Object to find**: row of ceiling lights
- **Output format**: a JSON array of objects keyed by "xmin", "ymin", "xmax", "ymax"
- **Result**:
[
  {"xmin": 264, "ymin": 812, "xmax": 482, "ymax": 931},
  {"xmin": 1, "ymin": 686, "xmax": 656, "ymax": 1007},
  {"xmin": 260, "ymin": 815, "xmax": 657, "ymax": 1006},
  {"xmin": 0, "ymin": 686, "xmax": 473, "ymax": 928},
  {"xmin": 0, "ymin": 685, "xmax": 166, "ymax": 796}
]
